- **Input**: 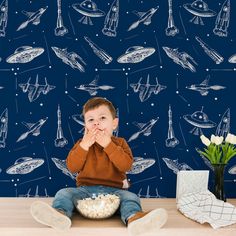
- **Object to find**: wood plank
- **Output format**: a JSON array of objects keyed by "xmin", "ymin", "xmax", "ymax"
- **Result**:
[{"xmin": 0, "ymin": 198, "xmax": 236, "ymax": 236}]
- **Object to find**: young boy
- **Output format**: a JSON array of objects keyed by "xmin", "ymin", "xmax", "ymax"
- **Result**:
[{"xmin": 31, "ymin": 97, "xmax": 167, "ymax": 235}]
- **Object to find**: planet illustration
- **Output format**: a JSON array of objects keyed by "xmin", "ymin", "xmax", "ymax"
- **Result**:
[
  {"xmin": 6, "ymin": 157, "xmax": 44, "ymax": 174},
  {"xmin": 117, "ymin": 46, "xmax": 155, "ymax": 63},
  {"xmin": 6, "ymin": 46, "xmax": 44, "ymax": 63}
]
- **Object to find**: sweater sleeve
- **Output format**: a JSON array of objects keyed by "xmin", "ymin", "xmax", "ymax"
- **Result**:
[
  {"xmin": 104, "ymin": 138, "xmax": 133, "ymax": 172},
  {"xmin": 66, "ymin": 140, "xmax": 88, "ymax": 173}
]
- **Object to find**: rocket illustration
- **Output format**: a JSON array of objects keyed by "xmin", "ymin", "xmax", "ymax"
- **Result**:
[
  {"xmin": 127, "ymin": 6, "xmax": 159, "ymax": 31},
  {"xmin": 128, "ymin": 117, "xmax": 159, "ymax": 142},
  {"xmin": 17, "ymin": 117, "xmax": 48, "ymax": 142},
  {"xmin": 0, "ymin": 0, "xmax": 8, "ymax": 37},
  {"xmin": 17, "ymin": 6, "xmax": 48, "ymax": 31},
  {"xmin": 0, "ymin": 108, "xmax": 8, "ymax": 148}
]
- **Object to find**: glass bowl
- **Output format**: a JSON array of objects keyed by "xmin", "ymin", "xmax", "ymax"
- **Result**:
[{"xmin": 76, "ymin": 194, "xmax": 120, "ymax": 219}]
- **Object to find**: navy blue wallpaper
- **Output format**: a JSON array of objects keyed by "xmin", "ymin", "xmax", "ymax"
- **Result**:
[{"xmin": 0, "ymin": 0, "xmax": 236, "ymax": 198}]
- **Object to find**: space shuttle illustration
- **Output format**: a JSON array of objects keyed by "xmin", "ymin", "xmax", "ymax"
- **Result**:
[
  {"xmin": 0, "ymin": 0, "xmax": 8, "ymax": 37},
  {"xmin": 0, "ymin": 108, "xmax": 8, "ymax": 148}
]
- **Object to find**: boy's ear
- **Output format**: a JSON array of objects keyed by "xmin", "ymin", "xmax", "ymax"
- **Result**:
[{"xmin": 113, "ymin": 118, "xmax": 119, "ymax": 130}]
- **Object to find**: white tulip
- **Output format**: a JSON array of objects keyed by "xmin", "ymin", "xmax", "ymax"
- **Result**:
[
  {"xmin": 210, "ymin": 134, "xmax": 216, "ymax": 143},
  {"xmin": 211, "ymin": 134, "xmax": 223, "ymax": 145},
  {"xmin": 200, "ymin": 135, "xmax": 211, "ymax": 146},
  {"xmin": 225, "ymin": 133, "xmax": 233, "ymax": 143}
]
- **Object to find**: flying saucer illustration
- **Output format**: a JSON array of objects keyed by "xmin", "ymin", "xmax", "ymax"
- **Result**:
[
  {"xmin": 183, "ymin": 0, "xmax": 216, "ymax": 25},
  {"xmin": 183, "ymin": 107, "xmax": 216, "ymax": 135},
  {"xmin": 127, "ymin": 157, "xmax": 155, "ymax": 174},
  {"xmin": 228, "ymin": 54, "xmax": 236, "ymax": 63},
  {"xmin": 117, "ymin": 46, "xmax": 155, "ymax": 64},
  {"xmin": 6, "ymin": 157, "xmax": 44, "ymax": 174},
  {"xmin": 72, "ymin": 0, "xmax": 105, "ymax": 25},
  {"xmin": 6, "ymin": 46, "xmax": 44, "ymax": 63}
]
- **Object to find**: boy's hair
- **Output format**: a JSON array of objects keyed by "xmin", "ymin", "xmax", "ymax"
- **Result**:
[{"xmin": 83, "ymin": 97, "xmax": 117, "ymax": 118}]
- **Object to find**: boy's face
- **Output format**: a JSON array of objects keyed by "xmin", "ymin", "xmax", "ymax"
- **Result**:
[{"xmin": 84, "ymin": 105, "xmax": 118, "ymax": 136}]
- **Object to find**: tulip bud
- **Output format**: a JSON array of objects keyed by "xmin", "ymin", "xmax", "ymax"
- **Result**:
[{"xmin": 200, "ymin": 135, "xmax": 211, "ymax": 146}]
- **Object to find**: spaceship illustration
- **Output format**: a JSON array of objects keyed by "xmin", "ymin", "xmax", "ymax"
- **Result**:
[
  {"xmin": 228, "ymin": 54, "xmax": 236, "ymax": 63},
  {"xmin": 102, "ymin": 0, "xmax": 119, "ymax": 37},
  {"xmin": 215, "ymin": 108, "xmax": 230, "ymax": 138},
  {"xmin": 6, "ymin": 157, "xmax": 44, "ymax": 174},
  {"xmin": 162, "ymin": 157, "xmax": 192, "ymax": 174},
  {"xmin": 228, "ymin": 165, "xmax": 236, "ymax": 174},
  {"xmin": 163, "ymin": 46, "xmax": 197, "ymax": 72},
  {"xmin": 51, "ymin": 47, "xmax": 86, "ymax": 72},
  {"xmin": 52, "ymin": 157, "xmax": 77, "ymax": 179},
  {"xmin": 127, "ymin": 157, "xmax": 155, "ymax": 174},
  {"xmin": 128, "ymin": 117, "xmax": 159, "ymax": 142},
  {"xmin": 17, "ymin": 117, "xmax": 48, "ymax": 142},
  {"xmin": 75, "ymin": 76, "xmax": 114, "ymax": 96},
  {"xmin": 183, "ymin": 107, "xmax": 216, "ymax": 135},
  {"xmin": 127, "ymin": 6, "xmax": 159, "ymax": 31},
  {"xmin": 0, "ymin": 108, "xmax": 8, "ymax": 148},
  {"xmin": 130, "ymin": 74, "xmax": 166, "ymax": 102},
  {"xmin": 186, "ymin": 76, "xmax": 225, "ymax": 96},
  {"xmin": 6, "ymin": 46, "xmax": 44, "ymax": 63},
  {"xmin": 0, "ymin": 0, "xmax": 8, "ymax": 37},
  {"xmin": 72, "ymin": 0, "xmax": 105, "ymax": 25},
  {"xmin": 19, "ymin": 75, "xmax": 56, "ymax": 102},
  {"xmin": 117, "ymin": 46, "xmax": 155, "ymax": 64},
  {"xmin": 183, "ymin": 0, "xmax": 216, "ymax": 25},
  {"xmin": 17, "ymin": 6, "xmax": 48, "ymax": 31},
  {"xmin": 213, "ymin": 0, "xmax": 230, "ymax": 37}
]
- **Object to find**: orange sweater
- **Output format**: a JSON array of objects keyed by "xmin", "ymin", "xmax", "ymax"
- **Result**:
[{"xmin": 66, "ymin": 136, "xmax": 134, "ymax": 189}]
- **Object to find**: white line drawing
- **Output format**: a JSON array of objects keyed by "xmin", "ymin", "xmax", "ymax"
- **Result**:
[
  {"xmin": 213, "ymin": 0, "xmax": 230, "ymax": 37},
  {"xmin": 228, "ymin": 165, "xmax": 236, "ymax": 174},
  {"xmin": 54, "ymin": 105, "xmax": 68, "ymax": 148},
  {"xmin": 117, "ymin": 46, "xmax": 155, "ymax": 64},
  {"xmin": 195, "ymin": 36, "xmax": 224, "ymax": 64},
  {"xmin": 162, "ymin": 157, "xmax": 192, "ymax": 174},
  {"xmin": 6, "ymin": 46, "xmax": 44, "ymax": 63},
  {"xmin": 228, "ymin": 54, "xmax": 236, "ymax": 63},
  {"xmin": 0, "ymin": 108, "xmax": 8, "ymax": 148},
  {"xmin": 186, "ymin": 75, "xmax": 226, "ymax": 96},
  {"xmin": 215, "ymin": 108, "xmax": 230, "ymax": 138},
  {"xmin": 130, "ymin": 74, "xmax": 166, "ymax": 102},
  {"xmin": 166, "ymin": 105, "xmax": 179, "ymax": 148},
  {"xmin": 127, "ymin": 157, "xmax": 155, "ymax": 174},
  {"xmin": 163, "ymin": 46, "xmax": 197, "ymax": 72},
  {"xmin": 19, "ymin": 75, "xmax": 56, "ymax": 102},
  {"xmin": 17, "ymin": 6, "xmax": 48, "ymax": 31},
  {"xmin": 84, "ymin": 36, "xmax": 113, "ymax": 64},
  {"xmin": 43, "ymin": 35, "xmax": 51, "ymax": 64},
  {"xmin": 17, "ymin": 117, "xmax": 48, "ymax": 142},
  {"xmin": 128, "ymin": 117, "xmax": 159, "ymax": 142},
  {"xmin": 52, "ymin": 157, "xmax": 77, "ymax": 179},
  {"xmin": 102, "ymin": 0, "xmax": 119, "ymax": 37},
  {"xmin": 166, "ymin": 0, "xmax": 179, "ymax": 36},
  {"xmin": 127, "ymin": 6, "xmax": 158, "ymax": 32},
  {"xmin": 75, "ymin": 75, "xmax": 114, "ymax": 95},
  {"xmin": 183, "ymin": 0, "xmax": 216, "ymax": 25},
  {"xmin": 137, "ymin": 186, "xmax": 164, "ymax": 198},
  {"xmin": 18, "ymin": 186, "xmax": 49, "ymax": 197},
  {"xmin": 72, "ymin": 0, "xmax": 105, "ymax": 25},
  {"xmin": 55, "ymin": 0, "xmax": 68, "ymax": 36},
  {"xmin": 0, "ymin": 0, "xmax": 8, "ymax": 37},
  {"xmin": 183, "ymin": 107, "xmax": 216, "ymax": 135},
  {"xmin": 51, "ymin": 46, "xmax": 86, "ymax": 72},
  {"xmin": 6, "ymin": 157, "xmax": 44, "ymax": 174}
]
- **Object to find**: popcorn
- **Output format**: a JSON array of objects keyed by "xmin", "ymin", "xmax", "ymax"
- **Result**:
[{"xmin": 76, "ymin": 194, "xmax": 120, "ymax": 219}]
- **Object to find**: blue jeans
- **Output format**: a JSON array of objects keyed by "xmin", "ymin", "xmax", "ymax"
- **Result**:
[{"xmin": 52, "ymin": 185, "xmax": 142, "ymax": 225}]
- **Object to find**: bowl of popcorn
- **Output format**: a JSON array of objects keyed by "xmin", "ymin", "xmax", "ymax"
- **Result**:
[{"xmin": 76, "ymin": 194, "xmax": 120, "ymax": 219}]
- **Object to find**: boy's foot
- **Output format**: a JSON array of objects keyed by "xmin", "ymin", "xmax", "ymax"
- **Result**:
[
  {"xmin": 30, "ymin": 201, "xmax": 71, "ymax": 231},
  {"xmin": 128, "ymin": 208, "xmax": 168, "ymax": 236}
]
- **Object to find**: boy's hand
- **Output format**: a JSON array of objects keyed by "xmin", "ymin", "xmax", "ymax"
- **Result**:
[
  {"xmin": 95, "ymin": 129, "xmax": 111, "ymax": 148},
  {"xmin": 80, "ymin": 127, "xmax": 98, "ymax": 151}
]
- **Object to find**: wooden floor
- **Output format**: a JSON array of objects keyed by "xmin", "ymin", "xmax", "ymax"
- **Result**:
[{"xmin": 0, "ymin": 198, "xmax": 236, "ymax": 236}]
